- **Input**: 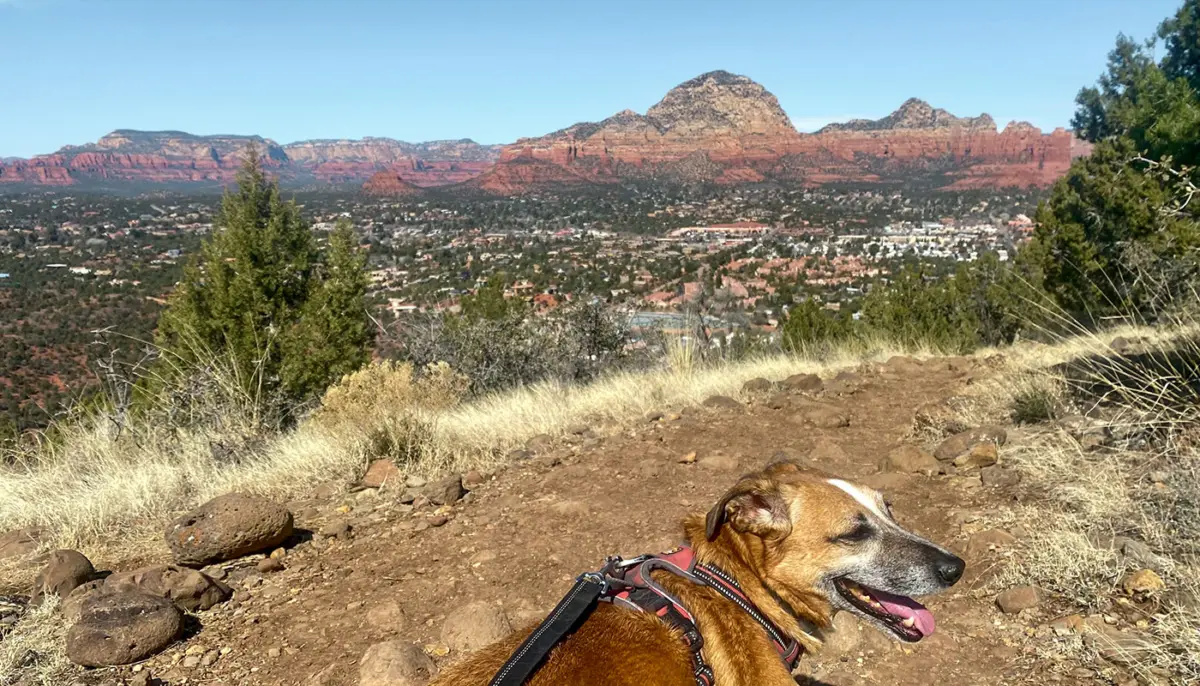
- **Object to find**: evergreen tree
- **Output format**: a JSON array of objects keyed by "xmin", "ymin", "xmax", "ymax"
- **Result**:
[
  {"xmin": 282, "ymin": 219, "xmax": 376, "ymax": 401},
  {"xmin": 1034, "ymin": 0, "xmax": 1200, "ymax": 318},
  {"xmin": 155, "ymin": 150, "xmax": 373, "ymax": 421}
]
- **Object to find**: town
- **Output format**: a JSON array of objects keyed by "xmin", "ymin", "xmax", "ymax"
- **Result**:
[{"xmin": 0, "ymin": 183, "xmax": 1043, "ymax": 432}]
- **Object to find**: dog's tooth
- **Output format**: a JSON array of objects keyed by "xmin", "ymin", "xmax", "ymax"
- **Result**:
[{"xmin": 901, "ymin": 617, "xmax": 915, "ymax": 628}]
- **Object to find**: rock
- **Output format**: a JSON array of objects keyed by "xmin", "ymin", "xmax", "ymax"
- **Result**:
[
  {"xmin": 677, "ymin": 451, "xmax": 697, "ymax": 464},
  {"xmin": 165, "ymin": 493, "xmax": 294, "ymax": 566},
  {"xmin": 320, "ymin": 520, "xmax": 352, "ymax": 539},
  {"xmin": 462, "ymin": 470, "xmax": 486, "ymax": 488},
  {"xmin": 31, "ymin": 549, "xmax": 95, "ymax": 602},
  {"xmin": 821, "ymin": 611, "xmax": 862, "ymax": 655},
  {"xmin": 66, "ymin": 592, "xmax": 183, "ymax": 667},
  {"xmin": 934, "ymin": 426, "xmax": 1007, "ymax": 461},
  {"xmin": 697, "ymin": 454, "xmax": 739, "ymax": 472},
  {"xmin": 953, "ymin": 442, "xmax": 999, "ymax": 469},
  {"xmin": 1047, "ymin": 614, "xmax": 1085, "ymax": 636},
  {"xmin": 61, "ymin": 580, "xmax": 106, "ymax": 623},
  {"xmin": 765, "ymin": 394, "xmax": 789, "ymax": 410},
  {"xmin": 880, "ymin": 445, "xmax": 938, "ymax": 476},
  {"xmin": 782, "ymin": 373, "xmax": 823, "ymax": 393},
  {"xmin": 362, "ymin": 460, "xmax": 401, "ymax": 489},
  {"xmin": 358, "ymin": 641, "xmax": 437, "ymax": 686},
  {"xmin": 1115, "ymin": 538, "xmax": 1169, "ymax": 571},
  {"xmin": 0, "ymin": 527, "xmax": 46, "ymax": 561},
  {"xmin": 1084, "ymin": 625, "xmax": 1156, "ymax": 667},
  {"xmin": 808, "ymin": 439, "xmax": 848, "ymax": 463},
  {"xmin": 366, "ymin": 600, "xmax": 408, "ymax": 631},
  {"xmin": 505, "ymin": 449, "xmax": 533, "ymax": 462},
  {"xmin": 405, "ymin": 475, "xmax": 428, "ymax": 488},
  {"xmin": 129, "ymin": 671, "xmax": 153, "ymax": 686},
  {"xmin": 860, "ymin": 471, "xmax": 913, "ymax": 491},
  {"xmin": 885, "ymin": 356, "xmax": 924, "ymax": 373},
  {"xmin": 801, "ymin": 407, "xmax": 850, "ymax": 429},
  {"xmin": 257, "ymin": 557, "xmax": 284, "ymax": 573},
  {"xmin": 1121, "ymin": 569, "xmax": 1165, "ymax": 597},
  {"xmin": 441, "ymin": 602, "xmax": 512, "ymax": 653},
  {"xmin": 966, "ymin": 529, "xmax": 1017, "ymax": 559},
  {"xmin": 980, "ymin": 465, "xmax": 1021, "ymax": 487},
  {"xmin": 644, "ymin": 410, "xmax": 665, "ymax": 422},
  {"xmin": 428, "ymin": 514, "xmax": 449, "ymax": 527},
  {"xmin": 701, "ymin": 395, "xmax": 742, "ymax": 410},
  {"xmin": 525, "ymin": 434, "xmax": 554, "ymax": 453},
  {"xmin": 424, "ymin": 476, "xmax": 465, "ymax": 506},
  {"xmin": 996, "ymin": 586, "xmax": 1040, "ymax": 613},
  {"xmin": 104, "ymin": 564, "xmax": 232, "ymax": 612},
  {"xmin": 566, "ymin": 423, "xmax": 591, "ymax": 436},
  {"xmin": 741, "ymin": 378, "xmax": 773, "ymax": 394}
]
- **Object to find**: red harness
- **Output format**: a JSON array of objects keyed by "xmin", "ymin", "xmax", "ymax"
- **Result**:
[{"xmin": 597, "ymin": 547, "xmax": 803, "ymax": 685}]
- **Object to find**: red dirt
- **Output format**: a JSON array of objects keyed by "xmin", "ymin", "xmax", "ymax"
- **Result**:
[{"xmin": 62, "ymin": 358, "xmax": 1099, "ymax": 685}]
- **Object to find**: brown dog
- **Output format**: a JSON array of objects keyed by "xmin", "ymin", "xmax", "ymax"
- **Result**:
[{"xmin": 431, "ymin": 462, "xmax": 964, "ymax": 686}]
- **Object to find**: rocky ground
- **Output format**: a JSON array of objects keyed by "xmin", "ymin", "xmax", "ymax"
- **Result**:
[{"xmin": 0, "ymin": 355, "xmax": 1168, "ymax": 685}]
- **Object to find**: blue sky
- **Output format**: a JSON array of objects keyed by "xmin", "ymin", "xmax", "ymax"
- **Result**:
[{"xmin": 0, "ymin": 0, "xmax": 1180, "ymax": 157}]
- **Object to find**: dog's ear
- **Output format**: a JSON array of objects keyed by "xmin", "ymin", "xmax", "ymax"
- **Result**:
[{"xmin": 706, "ymin": 480, "xmax": 792, "ymax": 541}]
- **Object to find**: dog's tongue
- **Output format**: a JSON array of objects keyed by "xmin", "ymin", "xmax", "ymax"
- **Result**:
[{"xmin": 871, "ymin": 589, "xmax": 936, "ymax": 637}]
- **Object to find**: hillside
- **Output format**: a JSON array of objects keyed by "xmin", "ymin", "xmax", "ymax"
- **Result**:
[{"xmin": 0, "ymin": 70, "xmax": 1086, "ymax": 195}]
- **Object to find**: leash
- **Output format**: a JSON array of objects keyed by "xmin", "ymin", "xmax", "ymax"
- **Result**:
[{"xmin": 487, "ymin": 547, "xmax": 803, "ymax": 686}]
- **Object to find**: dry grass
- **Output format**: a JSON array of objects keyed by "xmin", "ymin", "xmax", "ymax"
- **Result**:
[
  {"xmin": 953, "ymin": 317, "xmax": 1200, "ymax": 682},
  {"xmin": 0, "ymin": 596, "xmax": 75, "ymax": 686},
  {"xmin": 0, "ymin": 339, "xmax": 913, "ymax": 570}
]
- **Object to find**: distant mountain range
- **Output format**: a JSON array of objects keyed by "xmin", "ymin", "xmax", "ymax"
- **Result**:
[{"xmin": 0, "ymin": 71, "xmax": 1090, "ymax": 195}]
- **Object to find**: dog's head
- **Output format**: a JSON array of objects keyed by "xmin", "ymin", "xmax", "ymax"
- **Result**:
[{"xmin": 702, "ymin": 462, "xmax": 964, "ymax": 642}]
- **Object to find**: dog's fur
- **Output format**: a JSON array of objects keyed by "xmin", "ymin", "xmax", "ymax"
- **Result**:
[{"xmin": 430, "ymin": 462, "xmax": 964, "ymax": 686}]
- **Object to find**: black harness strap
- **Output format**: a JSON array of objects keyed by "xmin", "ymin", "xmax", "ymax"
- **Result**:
[{"xmin": 487, "ymin": 572, "xmax": 607, "ymax": 686}]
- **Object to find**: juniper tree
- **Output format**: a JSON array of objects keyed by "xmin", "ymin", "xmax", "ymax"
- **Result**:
[{"xmin": 155, "ymin": 150, "xmax": 373, "ymax": 423}]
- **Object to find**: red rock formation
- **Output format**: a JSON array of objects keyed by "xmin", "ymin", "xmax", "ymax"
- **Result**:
[{"xmin": 362, "ymin": 172, "xmax": 426, "ymax": 196}]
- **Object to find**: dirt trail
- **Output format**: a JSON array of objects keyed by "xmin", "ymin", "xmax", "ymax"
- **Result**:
[{"xmin": 107, "ymin": 358, "xmax": 1086, "ymax": 686}]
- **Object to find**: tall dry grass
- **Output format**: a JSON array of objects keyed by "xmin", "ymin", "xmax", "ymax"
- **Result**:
[
  {"xmin": 952, "ymin": 313, "xmax": 1200, "ymax": 682},
  {"xmin": 0, "ymin": 336, "xmax": 913, "ymax": 569}
]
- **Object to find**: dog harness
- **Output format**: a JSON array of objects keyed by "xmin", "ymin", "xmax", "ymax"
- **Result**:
[{"xmin": 487, "ymin": 546, "xmax": 803, "ymax": 686}]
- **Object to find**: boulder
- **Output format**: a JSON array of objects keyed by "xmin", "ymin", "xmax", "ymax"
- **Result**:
[
  {"xmin": 880, "ymin": 445, "xmax": 938, "ymax": 476},
  {"xmin": 934, "ymin": 426, "xmax": 1007, "ymax": 461},
  {"xmin": 741, "ymin": 378, "xmax": 773, "ymax": 394},
  {"xmin": 781, "ymin": 373, "xmax": 823, "ymax": 393},
  {"xmin": 362, "ymin": 460, "xmax": 401, "ymax": 489},
  {"xmin": 358, "ymin": 641, "xmax": 437, "ymax": 686},
  {"xmin": 66, "ymin": 592, "xmax": 183, "ymax": 667},
  {"xmin": 31, "ymin": 549, "xmax": 95, "ymax": 602},
  {"xmin": 104, "ymin": 564, "xmax": 232, "ymax": 612},
  {"xmin": 61, "ymin": 580, "xmax": 106, "ymax": 624},
  {"xmin": 424, "ymin": 475, "xmax": 465, "ymax": 506},
  {"xmin": 701, "ymin": 395, "xmax": 742, "ymax": 410},
  {"xmin": 165, "ymin": 493, "xmax": 294, "ymax": 566},
  {"xmin": 441, "ymin": 601, "xmax": 512, "ymax": 654}
]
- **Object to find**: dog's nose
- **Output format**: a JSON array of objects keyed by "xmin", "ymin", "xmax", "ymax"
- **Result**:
[{"xmin": 936, "ymin": 552, "xmax": 966, "ymax": 585}]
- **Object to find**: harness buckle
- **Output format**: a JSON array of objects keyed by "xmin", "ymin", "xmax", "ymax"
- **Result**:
[{"xmin": 576, "ymin": 571, "xmax": 610, "ymax": 595}]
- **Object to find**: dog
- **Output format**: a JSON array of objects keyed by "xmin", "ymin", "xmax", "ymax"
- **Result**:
[{"xmin": 430, "ymin": 462, "xmax": 964, "ymax": 686}]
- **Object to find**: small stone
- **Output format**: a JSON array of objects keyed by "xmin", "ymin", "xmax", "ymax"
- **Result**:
[
  {"xmin": 966, "ymin": 529, "xmax": 1017, "ymax": 560},
  {"xmin": 808, "ymin": 438, "xmax": 848, "ymax": 463},
  {"xmin": 366, "ymin": 600, "xmax": 409, "ymax": 631},
  {"xmin": 741, "ymin": 378, "xmax": 773, "ymax": 394},
  {"xmin": 363, "ymin": 459, "xmax": 401, "ymax": 489},
  {"xmin": 935, "ymin": 426, "xmax": 1007, "ymax": 461},
  {"xmin": 980, "ymin": 465, "xmax": 1021, "ymax": 487},
  {"xmin": 696, "ymin": 454, "xmax": 738, "ymax": 472},
  {"xmin": 1047, "ymin": 614, "xmax": 1084, "ymax": 636},
  {"xmin": 644, "ymin": 410, "xmax": 665, "ymax": 422},
  {"xmin": 424, "ymin": 476, "xmax": 464, "ymax": 506},
  {"xmin": 880, "ymin": 445, "xmax": 938, "ymax": 476},
  {"xmin": 1121, "ymin": 569, "xmax": 1165, "ymax": 596},
  {"xmin": 256, "ymin": 557, "xmax": 284, "ymax": 574},
  {"xmin": 677, "ymin": 451, "xmax": 697, "ymax": 464},
  {"xmin": 782, "ymin": 373, "xmax": 823, "ymax": 393},
  {"xmin": 319, "ymin": 520, "xmax": 351, "ymax": 539},
  {"xmin": 428, "ymin": 514, "xmax": 449, "ymax": 527},
  {"xmin": 953, "ymin": 442, "xmax": 998, "ymax": 469},
  {"xmin": 801, "ymin": 407, "xmax": 850, "ymax": 429},
  {"xmin": 359, "ymin": 641, "xmax": 437, "ymax": 686},
  {"xmin": 441, "ymin": 602, "xmax": 511, "ymax": 653},
  {"xmin": 462, "ymin": 470, "xmax": 486, "ymax": 488},
  {"xmin": 405, "ymin": 475, "xmax": 427, "ymax": 489},
  {"xmin": 996, "ymin": 586, "xmax": 1040, "ymax": 613},
  {"xmin": 702, "ymin": 395, "xmax": 742, "ymax": 410},
  {"xmin": 267, "ymin": 647, "xmax": 281, "ymax": 658}
]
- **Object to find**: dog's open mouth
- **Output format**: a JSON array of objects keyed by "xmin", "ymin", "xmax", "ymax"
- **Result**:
[{"xmin": 835, "ymin": 578, "xmax": 935, "ymax": 642}]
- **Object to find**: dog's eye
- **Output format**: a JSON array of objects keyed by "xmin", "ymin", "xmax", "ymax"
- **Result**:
[{"xmin": 831, "ymin": 517, "xmax": 874, "ymax": 544}]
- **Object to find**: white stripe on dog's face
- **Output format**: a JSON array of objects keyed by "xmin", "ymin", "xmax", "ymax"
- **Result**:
[{"xmin": 827, "ymin": 479, "xmax": 890, "ymax": 522}]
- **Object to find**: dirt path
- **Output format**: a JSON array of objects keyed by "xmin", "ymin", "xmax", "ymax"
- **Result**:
[{"xmin": 104, "ymin": 358, "xmax": 1088, "ymax": 686}]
